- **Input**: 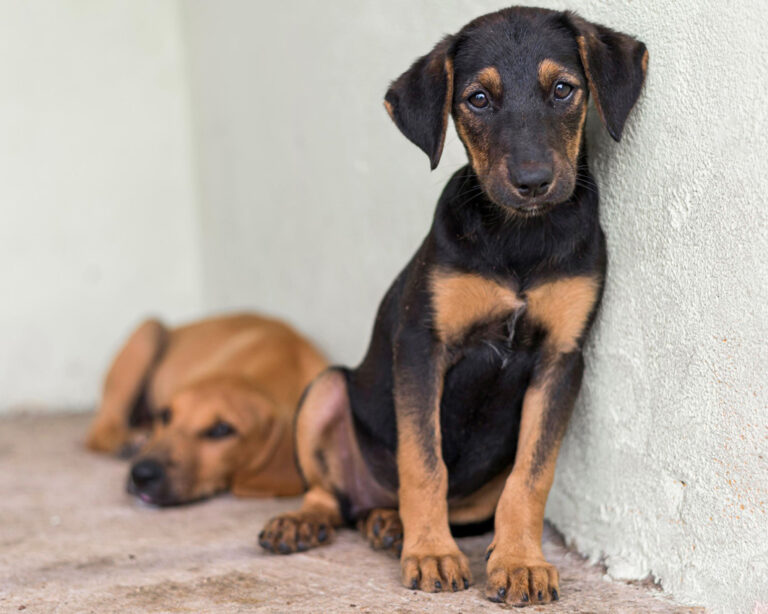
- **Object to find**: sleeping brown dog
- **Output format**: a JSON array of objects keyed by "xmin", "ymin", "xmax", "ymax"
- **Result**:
[{"xmin": 87, "ymin": 314, "xmax": 326, "ymax": 505}]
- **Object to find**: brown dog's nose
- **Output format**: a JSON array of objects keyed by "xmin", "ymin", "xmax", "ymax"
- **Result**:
[
  {"xmin": 511, "ymin": 163, "xmax": 553, "ymax": 198},
  {"xmin": 130, "ymin": 459, "xmax": 164, "ymax": 489}
]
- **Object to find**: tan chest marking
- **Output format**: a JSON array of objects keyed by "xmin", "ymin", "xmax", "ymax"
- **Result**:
[
  {"xmin": 526, "ymin": 276, "xmax": 600, "ymax": 352},
  {"xmin": 430, "ymin": 270, "xmax": 523, "ymax": 343}
]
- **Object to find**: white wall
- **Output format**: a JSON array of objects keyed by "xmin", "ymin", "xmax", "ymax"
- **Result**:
[
  {"xmin": 181, "ymin": 2, "xmax": 767, "ymax": 613},
  {"xmin": 181, "ymin": 0, "xmax": 496, "ymax": 364},
  {"xmin": 1, "ymin": 1, "xmax": 765, "ymax": 612},
  {"xmin": 0, "ymin": 1, "xmax": 202, "ymax": 411}
]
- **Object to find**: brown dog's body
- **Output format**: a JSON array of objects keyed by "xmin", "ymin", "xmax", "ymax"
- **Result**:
[{"xmin": 87, "ymin": 314, "xmax": 326, "ymax": 504}]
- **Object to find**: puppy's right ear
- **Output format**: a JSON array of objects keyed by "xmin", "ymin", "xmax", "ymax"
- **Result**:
[{"xmin": 384, "ymin": 35, "xmax": 455, "ymax": 170}]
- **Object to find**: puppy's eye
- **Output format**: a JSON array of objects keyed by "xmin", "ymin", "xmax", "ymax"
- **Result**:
[
  {"xmin": 553, "ymin": 82, "xmax": 574, "ymax": 101},
  {"xmin": 156, "ymin": 408, "xmax": 172, "ymax": 426},
  {"xmin": 467, "ymin": 91, "xmax": 489, "ymax": 109},
  {"xmin": 202, "ymin": 421, "xmax": 237, "ymax": 440}
]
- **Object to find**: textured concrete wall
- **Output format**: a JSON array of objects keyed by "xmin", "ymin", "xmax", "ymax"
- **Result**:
[
  {"xmin": 540, "ymin": 3, "xmax": 768, "ymax": 614},
  {"xmin": 0, "ymin": 1, "xmax": 202, "ymax": 411},
  {"xmin": 183, "ymin": 2, "xmax": 767, "ymax": 612},
  {"xmin": 2, "ymin": 1, "xmax": 764, "ymax": 612}
]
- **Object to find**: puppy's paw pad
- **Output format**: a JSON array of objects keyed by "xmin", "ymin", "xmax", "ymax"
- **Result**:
[
  {"xmin": 401, "ymin": 551, "xmax": 472, "ymax": 593},
  {"xmin": 258, "ymin": 513, "xmax": 334, "ymax": 554},
  {"xmin": 484, "ymin": 552, "xmax": 559, "ymax": 606},
  {"xmin": 360, "ymin": 509, "xmax": 403, "ymax": 556}
]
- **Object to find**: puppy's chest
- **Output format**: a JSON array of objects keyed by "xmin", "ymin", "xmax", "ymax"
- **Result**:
[{"xmin": 429, "ymin": 269, "xmax": 599, "ymax": 355}]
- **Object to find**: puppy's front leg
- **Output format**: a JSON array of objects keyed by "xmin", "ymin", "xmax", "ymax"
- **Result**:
[
  {"xmin": 485, "ymin": 350, "xmax": 584, "ymax": 605},
  {"xmin": 394, "ymin": 328, "xmax": 471, "ymax": 593}
]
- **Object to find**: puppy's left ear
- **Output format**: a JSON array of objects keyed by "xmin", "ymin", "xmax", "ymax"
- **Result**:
[
  {"xmin": 565, "ymin": 13, "xmax": 649, "ymax": 142},
  {"xmin": 384, "ymin": 35, "xmax": 455, "ymax": 170}
]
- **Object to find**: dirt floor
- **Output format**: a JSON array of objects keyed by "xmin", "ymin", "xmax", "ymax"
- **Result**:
[{"xmin": 0, "ymin": 413, "xmax": 706, "ymax": 613}]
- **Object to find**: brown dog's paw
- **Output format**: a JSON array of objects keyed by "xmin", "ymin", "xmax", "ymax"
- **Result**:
[
  {"xmin": 484, "ymin": 546, "xmax": 559, "ymax": 605},
  {"xmin": 258, "ymin": 513, "xmax": 334, "ymax": 554},
  {"xmin": 401, "ymin": 550, "xmax": 472, "ymax": 593},
  {"xmin": 358, "ymin": 508, "xmax": 403, "ymax": 556}
]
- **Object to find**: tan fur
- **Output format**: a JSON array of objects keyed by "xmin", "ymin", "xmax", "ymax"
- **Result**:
[
  {"xmin": 87, "ymin": 313, "xmax": 326, "ymax": 501},
  {"xmin": 526, "ymin": 276, "xmax": 600, "ymax": 352},
  {"xmin": 476, "ymin": 66, "xmax": 503, "ymax": 100},
  {"xmin": 485, "ymin": 382, "xmax": 560, "ymax": 602},
  {"xmin": 86, "ymin": 319, "xmax": 167, "ymax": 453},
  {"xmin": 537, "ymin": 59, "xmax": 576, "ymax": 89},
  {"xmin": 454, "ymin": 116, "xmax": 488, "ymax": 174},
  {"xmin": 260, "ymin": 369, "xmax": 394, "ymax": 553},
  {"xmin": 384, "ymin": 99, "xmax": 395, "ymax": 122},
  {"xmin": 295, "ymin": 369, "xmax": 396, "ymax": 515},
  {"xmin": 568, "ymin": 103, "xmax": 588, "ymax": 165},
  {"xmin": 430, "ymin": 269, "xmax": 523, "ymax": 343},
  {"xmin": 433, "ymin": 57, "xmax": 455, "ymax": 165}
]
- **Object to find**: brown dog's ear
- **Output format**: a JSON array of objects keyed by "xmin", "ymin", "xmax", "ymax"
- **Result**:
[
  {"xmin": 86, "ymin": 318, "xmax": 167, "ymax": 454},
  {"xmin": 228, "ymin": 387, "xmax": 304, "ymax": 497},
  {"xmin": 384, "ymin": 35, "xmax": 455, "ymax": 170},
  {"xmin": 231, "ymin": 414, "xmax": 304, "ymax": 497},
  {"xmin": 564, "ymin": 13, "xmax": 648, "ymax": 142}
]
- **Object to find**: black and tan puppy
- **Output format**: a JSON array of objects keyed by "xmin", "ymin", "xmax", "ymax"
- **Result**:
[
  {"xmin": 260, "ymin": 6, "xmax": 647, "ymax": 606},
  {"xmin": 87, "ymin": 314, "xmax": 327, "ymax": 505}
]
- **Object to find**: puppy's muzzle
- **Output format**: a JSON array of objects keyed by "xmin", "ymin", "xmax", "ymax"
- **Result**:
[{"xmin": 509, "ymin": 161, "xmax": 553, "ymax": 199}]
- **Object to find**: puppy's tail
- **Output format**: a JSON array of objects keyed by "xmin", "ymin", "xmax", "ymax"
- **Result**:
[{"xmin": 86, "ymin": 318, "xmax": 168, "ymax": 455}]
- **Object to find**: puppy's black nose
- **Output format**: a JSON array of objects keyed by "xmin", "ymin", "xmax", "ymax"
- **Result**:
[
  {"xmin": 130, "ymin": 459, "xmax": 164, "ymax": 488},
  {"xmin": 512, "ymin": 163, "xmax": 553, "ymax": 197}
]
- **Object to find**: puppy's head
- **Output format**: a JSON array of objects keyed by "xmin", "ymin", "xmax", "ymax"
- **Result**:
[
  {"xmin": 385, "ymin": 7, "xmax": 648, "ymax": 216},
  {"xmin": 127, "ymin": 377, "xmax": 299, "ymax": 506}
]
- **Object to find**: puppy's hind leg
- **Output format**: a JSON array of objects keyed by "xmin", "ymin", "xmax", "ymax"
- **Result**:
[
  {"xmin": 86, "ymin": 319, "xmax": 167, "ymax": 455},
  {"xmin": 259, "ymin": 368, "xmax": 356, "ymax": 554}
]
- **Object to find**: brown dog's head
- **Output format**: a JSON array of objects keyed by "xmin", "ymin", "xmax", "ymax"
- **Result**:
[
  {"xmin": 384, "ymin": 7, "xmax": 648, "ymax": 216},
  {"xmin": 127, "ymin": 377, "xmax": 302, "ymax": 506}
]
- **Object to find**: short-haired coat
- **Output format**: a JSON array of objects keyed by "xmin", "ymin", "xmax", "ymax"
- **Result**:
[{"xmin": 259, "ymin": 6, "xmax": 647, "ymax": 606}]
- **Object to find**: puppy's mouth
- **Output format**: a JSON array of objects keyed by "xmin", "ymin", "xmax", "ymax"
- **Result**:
[{"xmin": 510, "ymin": 201, "xmax": 557, "ymax": 218}]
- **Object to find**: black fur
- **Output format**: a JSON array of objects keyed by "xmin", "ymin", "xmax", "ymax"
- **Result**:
[{"xmin": 340, "ymin": 6, "xmax": 644, "ymax": 519}]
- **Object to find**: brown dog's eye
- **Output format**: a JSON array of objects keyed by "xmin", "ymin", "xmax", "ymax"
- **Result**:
[
  {"xmin": 156, "ymin": 408, "xmax": 172, "ymax": 426},
  {"xmin": 467, "ymin": 91, "xmax": 489, "ymax": 109},
  {"xmin": 202, "ymin": 421, "xmax": 237, "ymax": 440},
  {"xmin": 553, "ymin": 82, "xmax": 574, "ymax": 101}
]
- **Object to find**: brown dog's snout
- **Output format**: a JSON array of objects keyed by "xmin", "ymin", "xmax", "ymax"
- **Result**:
[
  {"xmin": 129, "ymin": 458, "xmax": 166, "ymax": 502},
  {"xmin": 509, "ymin": 161, "xmax": 553, "ymax": 198}
]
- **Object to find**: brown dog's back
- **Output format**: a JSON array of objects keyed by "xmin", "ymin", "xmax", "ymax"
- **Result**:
[{"xmin": 87, "ymin": 313, "xmax": 325, "ymax": 457}]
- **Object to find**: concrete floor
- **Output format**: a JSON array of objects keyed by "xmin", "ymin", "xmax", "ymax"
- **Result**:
[{"xmin": 0, "ymin": 413, "xmax": 706, "ymax": 613}]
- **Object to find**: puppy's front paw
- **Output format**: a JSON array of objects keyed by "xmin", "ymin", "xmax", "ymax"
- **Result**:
[
  {"xmin": 258, "ymin": 513, "xmax": 334, "ymax": 554},
  {"xmin": 484, "ymin": 543, "xmax": 559, "ymax": 605},
  {"xmin": 401, "ymin": 549, "xmax": 472, "ymax": 593}
]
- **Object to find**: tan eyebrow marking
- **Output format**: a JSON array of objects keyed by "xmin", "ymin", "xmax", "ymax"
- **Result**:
[
  {"xmin": 474, "ymin": 66, "xmax": 503, "ymax": 100},
  {"xmin": 537, "ymin": 58, "xmax": 580, "ymax": 89}
]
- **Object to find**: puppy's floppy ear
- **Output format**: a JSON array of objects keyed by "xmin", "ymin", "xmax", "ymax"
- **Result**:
[
  {"xmin": 384, "ymin": 35, "xmax": 456, "ymax": 170},
  {"xmin": 564, "ymin": 12, "xmax": 648, "ymax": 142}
]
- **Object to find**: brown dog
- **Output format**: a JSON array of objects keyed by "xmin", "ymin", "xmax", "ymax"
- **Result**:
[{"xmin": 87, "ymin": 314, "xmax": 326, "ymax": 505}]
